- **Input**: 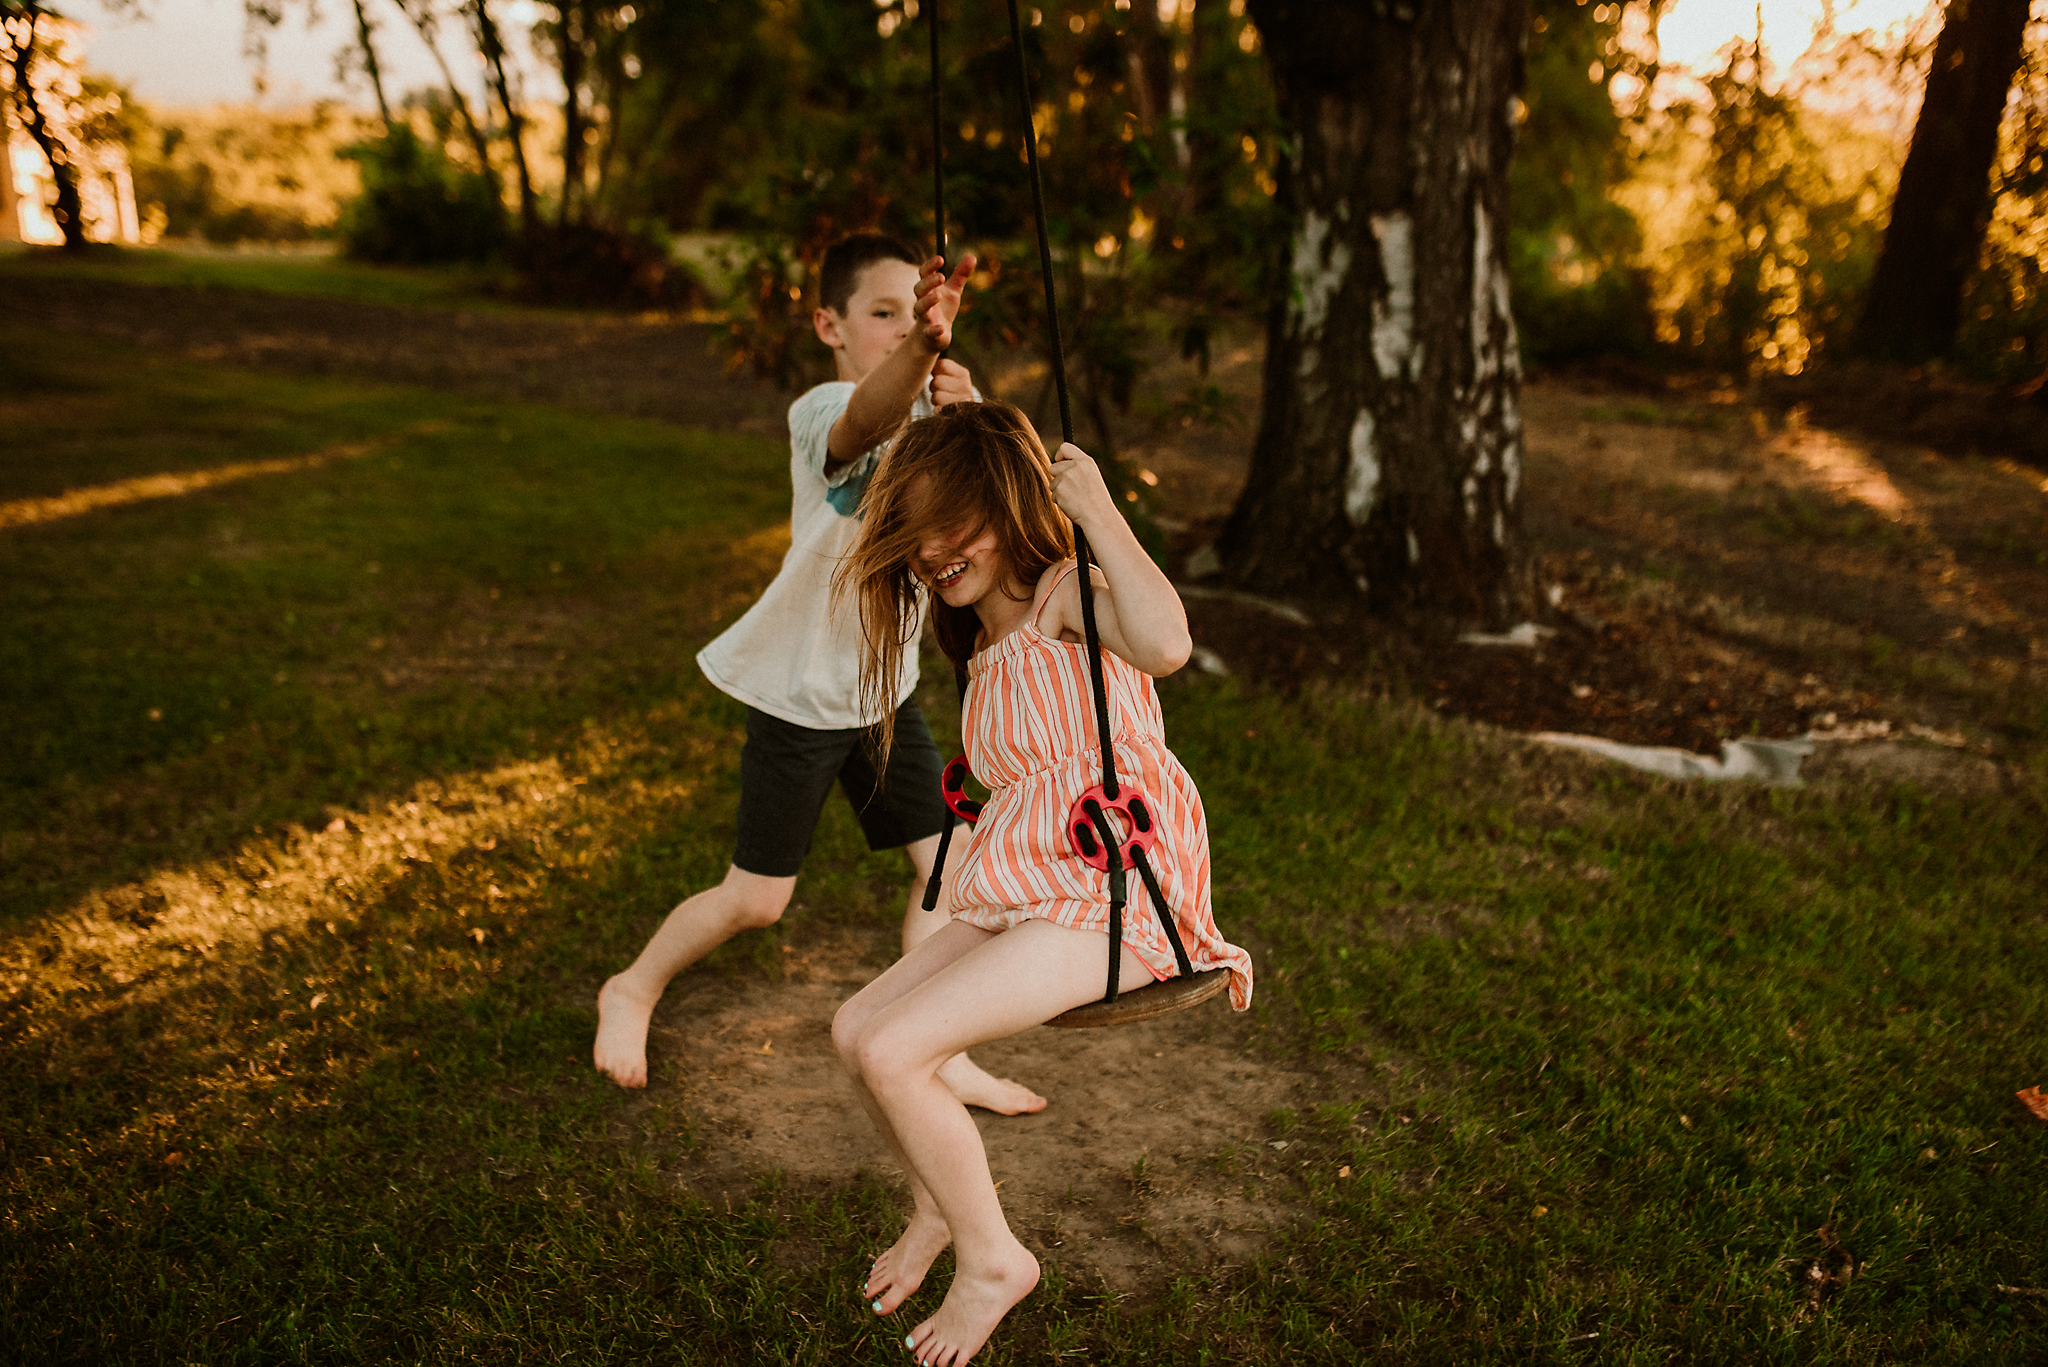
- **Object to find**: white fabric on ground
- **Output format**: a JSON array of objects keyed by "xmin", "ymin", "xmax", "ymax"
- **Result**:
[
  {"xmin": 1458, "ymin": 622, "xmax": 1555, "ymax": 647},
  {"xmin": 1532, "ymin": 733, "xmax": 1814, "ymax": 786}
]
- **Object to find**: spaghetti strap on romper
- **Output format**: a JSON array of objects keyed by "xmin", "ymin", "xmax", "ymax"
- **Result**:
[{"xmin": 947, "ymin": 562, "xmax": 1254, "ymax": 1011}]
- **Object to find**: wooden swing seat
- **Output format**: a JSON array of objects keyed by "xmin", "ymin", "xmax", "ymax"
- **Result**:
[{"xmin": 1044, "ymin": 967, "xmax": 1231, "ymax": 1029}]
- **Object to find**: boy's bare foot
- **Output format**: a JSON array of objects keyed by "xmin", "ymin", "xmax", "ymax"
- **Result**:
[
  {"xmin": 864, "ymin": 1208, "xmax": 952, "ymax": 1316},
  {"xmin": 593, "ymin": 973, "xmax": 660, "ymax": 1088},
  {"xmin": 904, "ymin": 1239, "xmax": 1039, "ymax": 1366},
  {"xmin": 938, "ymin": 1055, "xmax": 1047, "ymax": 1116}
]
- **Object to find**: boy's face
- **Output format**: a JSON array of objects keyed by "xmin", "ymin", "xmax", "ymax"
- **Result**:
[{"xmin": 814, "ymin": 258, "xmax": 921, "ymax": 382}]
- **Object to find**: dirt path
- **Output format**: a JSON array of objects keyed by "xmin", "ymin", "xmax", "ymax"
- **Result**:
[
  {"xmin": 627, "ymin": 939, "xmax": 1348, "ymax": 1287},
  {"xmin": 11, "ymin": 271, "xmax": 791, "ymax": 435}
]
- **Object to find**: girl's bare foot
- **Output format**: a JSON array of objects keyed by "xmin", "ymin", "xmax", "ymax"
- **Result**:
[
  {"xmin": 865, "ymin": 1208, "xmax": 952, "ymax": 1315},
  {"xmin": 904, "ymin": 1239, "xmax": 1039, "ymax": 1366},
  {"xmin": 593, "ymin": 974, "xmax": 659, "ymax": 1088},
  {"xmin": 938, "ymin": 1055, "xmax": 1046, "ymax": 1116}
]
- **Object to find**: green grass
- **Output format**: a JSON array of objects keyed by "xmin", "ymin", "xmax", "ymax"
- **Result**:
[
  {"xmin": 0, "ymin": 241, "xmax": 518, "ymax": 313},
  {"xmin": 3, "ymin": 321, "xmax": 2045, "ymax": 1363}
]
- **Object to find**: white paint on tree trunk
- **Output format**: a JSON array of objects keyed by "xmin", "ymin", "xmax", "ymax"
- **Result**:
[
  {"xmin": 1504, "ymin": 439, "xmax": 1521, "ymax": 505},
  {"xmin": 1493, "ymin": 507, "xmax": 1506, "ymax": 546},
  {"xmin": 1407, "ymin": 528, "xmax": 1421, "ymax": 564},
  {"xmin": 1463, "ymin": 475, "xmax": 1479, "ymax": 523},
  {"xmin": 1344, "ymin": 408, "xmax": 1380, "ymax": 526},
  {"xmin": 1369, "ymin": 211, "xmax": 1416, "ymax": 381}
]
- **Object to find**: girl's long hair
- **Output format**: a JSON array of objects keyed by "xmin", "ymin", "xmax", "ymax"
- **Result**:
[{"xmin": 836, "ymin": 401, "xmax": 1073, "ymax": 760}]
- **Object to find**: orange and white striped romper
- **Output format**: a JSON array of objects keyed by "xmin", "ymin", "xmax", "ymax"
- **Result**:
[{"xmin": 947, "ymin": 562, "xmax": 1254, "ymax": 1011}]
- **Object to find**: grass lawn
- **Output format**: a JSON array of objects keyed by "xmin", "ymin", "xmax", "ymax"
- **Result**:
[{"xmin": 3, "ymin": 315, "xmax": 2045, "ymax": 1364}]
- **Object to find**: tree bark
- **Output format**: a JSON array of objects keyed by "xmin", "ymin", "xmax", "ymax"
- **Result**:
[
  {"xmin": 6, "ymin": 3, "xmax": 87, "ymax": 250},
  {"xmin": 1854, "ymin": 0, "xmax": 2031, "ymax": 363},
  {"xmin": 1220, "ymin": 0, "xmax": 1531, "ymax": 626}
]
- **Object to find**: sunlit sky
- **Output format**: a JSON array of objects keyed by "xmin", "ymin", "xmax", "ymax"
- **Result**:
[{"xmin": 78, "ymin": 0, "xmax": 1941, "ymax": 110}]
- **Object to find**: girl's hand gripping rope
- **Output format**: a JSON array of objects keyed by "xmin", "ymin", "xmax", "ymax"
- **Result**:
[
  {"xmin": 1047, "ymin": 442, "xmax": 1119, "ymax": 530},
  {"xmin": 1044, "ymin": 442, "xmax": 1192, "ymax": 679}
]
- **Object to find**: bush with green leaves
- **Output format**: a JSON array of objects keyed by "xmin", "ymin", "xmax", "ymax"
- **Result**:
[{"xmin": 339, "ymin": 124, "xmax": 505, "ymax": 265}]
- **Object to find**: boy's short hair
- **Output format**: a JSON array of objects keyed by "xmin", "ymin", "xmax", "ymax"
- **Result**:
[{"xmin": 819, "ymin": 233, "xmax": 922, "ymax": 316}]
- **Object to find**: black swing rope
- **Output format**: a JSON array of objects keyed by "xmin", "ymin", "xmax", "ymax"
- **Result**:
[{"xmin": 918, "ymin": 0, "xmax": 1197, "ymax": 1006}]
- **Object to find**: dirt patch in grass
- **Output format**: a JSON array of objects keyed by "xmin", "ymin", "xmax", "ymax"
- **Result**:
[
  {"xmin": 7, "ymin": 270, "xmax": 790, "ymax": 436},
  {"xmin": 1168, "ymin": 373, "xmax": 2045, "ymax": 763},
  {"xmin": 623, "ymin": 935, "xmax": 1352, "ymax": 1290}
]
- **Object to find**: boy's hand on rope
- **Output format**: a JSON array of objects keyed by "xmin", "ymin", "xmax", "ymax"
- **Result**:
[
  {"xmin": 913, "ymin": 253, "xmax": 976, "ymax": 355},
  {"xmin": 930, "ymin": 358, "xmax": 975, "ymax": 408},
  {"xmin": 1049, "ymin": 443, "xmax": 1119, "ymax": 529}
]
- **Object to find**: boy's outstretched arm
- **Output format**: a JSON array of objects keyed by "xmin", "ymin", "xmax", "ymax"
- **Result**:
[{"xmin": 827, "ymin": 254, "xmax": 977, "ymax": 470}]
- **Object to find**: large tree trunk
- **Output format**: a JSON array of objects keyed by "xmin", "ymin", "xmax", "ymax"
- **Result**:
[
  {"xmin": 1219, "ymin": 0, "xmax": 1531, "ymax": 627},
  {"xmin": 1854, "ymin": 0, "xmax": 2031, "ymax": 363}
]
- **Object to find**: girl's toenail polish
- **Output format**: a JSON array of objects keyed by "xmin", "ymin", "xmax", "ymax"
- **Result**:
[
  {"xmin": 904, "ymin": 1334, "xmax": 915, "ymax": 1348},
  {"xmin": 872, "ymin": 1300, "xmax": 883, "ymax": 1313}
]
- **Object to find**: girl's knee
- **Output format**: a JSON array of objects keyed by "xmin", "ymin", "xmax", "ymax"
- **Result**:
[
  {"xmin": 831, "ymin": 999, "xmax": 871, "ymax": 1072},
  {"xmin": 854, "ymin": 1025, "xmax": 921, "ymax": 1094}
]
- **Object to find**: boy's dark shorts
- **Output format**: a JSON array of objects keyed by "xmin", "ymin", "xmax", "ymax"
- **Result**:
[{"xmin": 732, "ymin": 700, "xmax": 948, "ymax": 878}]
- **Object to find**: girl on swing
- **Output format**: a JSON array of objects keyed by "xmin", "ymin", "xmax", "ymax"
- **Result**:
[{"xmin": 832, "ymin": 401, "xmax": 1252, "ymax": 1365}]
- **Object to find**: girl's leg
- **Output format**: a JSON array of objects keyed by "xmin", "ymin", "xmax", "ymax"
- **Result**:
[
  {"xmin": 900, "ymin": 840, "xmax": 1045, "ymax": 1115},
  {"xmin": 835, "ymin": 921, "xmax": 994, "ymax": 1313},
  {"xmin": 854, "ymin": 919, "xmax": 1149, "ymax": 1366}
]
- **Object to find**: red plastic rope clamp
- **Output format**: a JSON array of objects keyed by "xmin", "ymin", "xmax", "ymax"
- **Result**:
[
  {"xmin": 940, "ymin": 755, "xmax": 983, "ymax": 824},
  {"xmin": 1067, "ymin": 783, "xmax": 1157, "ymax": 871}
]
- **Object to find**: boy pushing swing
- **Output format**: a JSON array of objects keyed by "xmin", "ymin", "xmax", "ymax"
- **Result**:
[{"xmin": 593, "ymin": 233, "xmax": 1045, "ymax": 1117}]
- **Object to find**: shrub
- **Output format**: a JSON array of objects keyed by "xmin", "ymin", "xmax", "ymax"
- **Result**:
[
  {"xmin": 512, "ymin": 220, "xmax": 702, "ymax": 311},
  {"xmin": 339, "ymin": 125, "xmax": 505, "ymax": 265}
]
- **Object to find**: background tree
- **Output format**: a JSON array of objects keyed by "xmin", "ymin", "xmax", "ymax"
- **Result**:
[
  {"xmin": 1217, "ymin": 0, "xmax": 1531, "ymax": 625},
  {"xmin": 3, "ymin": 0, "xmax": 88, "ymax": 249},
  {"xmin": 345, "ymin": 0, "xmax": 394, "ymax": 125},
  {"xmin": 395, "ymin": 0, "xmax": 495, "ymax": 188},
  {"xmin": 1855, "ymin": 0, "xmax": 2034, "ymax": 362},
  {"xmin": 466, "ymin": 0, "xmax": 537, "ymax": 233},
  {"xmin": 1508, "ymin": 0, "xmax": 1656, "ymax": 364}
]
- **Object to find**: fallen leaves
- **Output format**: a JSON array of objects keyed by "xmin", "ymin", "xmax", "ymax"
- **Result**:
[
  {"xmin": 1787, "ymin": 1222, "xmax": 1861, "ymax": 1317},
  {"xmin": 2017, "ymin": 1085, "xmax": 2048, "ymax": 1122}
]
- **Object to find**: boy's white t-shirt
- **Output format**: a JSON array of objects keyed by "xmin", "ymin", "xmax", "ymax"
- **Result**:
[{"xmin": 696, "ymin": 381, "xmax": 930, "ymax": 731}]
